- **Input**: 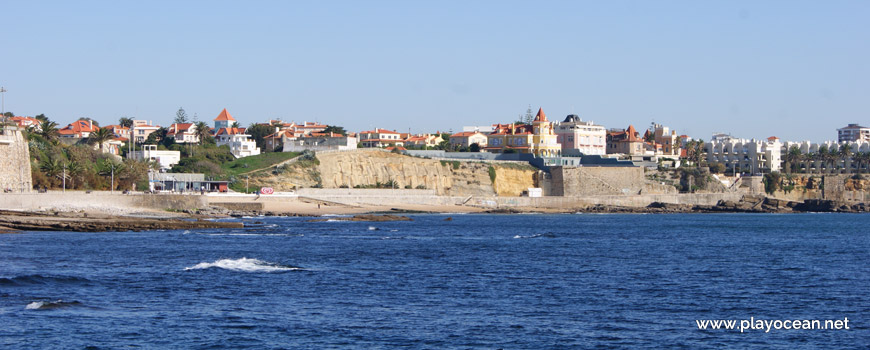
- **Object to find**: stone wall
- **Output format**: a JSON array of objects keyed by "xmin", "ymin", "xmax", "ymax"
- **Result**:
[
  {"xmin": 549, "ymin": 166, "xmax": 644, "ymax": 196},
  {"xmin": 0, "ymin": 127, "xmax": 33, "ymax": 193},
  {"xmin": 0, "ymin": 192, "xmax": 207, "ymax": 212}
]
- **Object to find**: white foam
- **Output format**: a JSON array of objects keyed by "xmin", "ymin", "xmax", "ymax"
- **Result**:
[
  {"xmin": 184, "ymin": 258, "xmax": 300, "ymax": 272},
  {"xmin": 25, "ymin": 302, "xmax": 44, "ymax": 310}
]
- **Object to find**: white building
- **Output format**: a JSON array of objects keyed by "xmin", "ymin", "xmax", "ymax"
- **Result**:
[
  {"xmin": 215, "ymin": 127, "xmax": 261, "ymax": 158},
  {"xmin": 782, "ymin": 139, "xmax": 870, "ymax": 174},
  {"xmin": 359, "ymin": 128, "xmax": 403, "ymax": 148},
  {"xmin": 555, "ymin": 114, "xmax": 606, "ymax": 156},
  {"xmin": 283, "ymin": 133, "xmax": 357, "ymax": 152},
  {"xmin": 706, "ymin": 134, "xmax": 782, "ymax": 175},
  {"xmin": 127, "ymin": 144, "xmax": 181, "ymax": 170},
  {"xmin": 837, "ymin": 124, "xmax": 870, "ymax": 143}
]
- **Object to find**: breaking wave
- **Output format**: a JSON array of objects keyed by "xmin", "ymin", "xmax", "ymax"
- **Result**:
[
  {"xmin": 184, "ymin": 258, "xmax": 302, "ymax": 272},
  {"xmin": 513, "ymin": 233, "xmax": 557, "ymax": 239},
  {"xmin": 25, "ymin": 300, "xmax": 82, "ymax": 310}
]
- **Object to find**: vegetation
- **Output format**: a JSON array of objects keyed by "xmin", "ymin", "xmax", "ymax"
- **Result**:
[
  {"xmin": 762, "ymin": 171, "xmax": 782, "ymax": 195},
  {"xmin": 323, "ymin": 125, "xmax": 347, "ymax": 136},
  {"xmin": 488, "ymin": 165, "xmax": 496, "ymax": 183},
  {"xmin": 25, "ymin": 116, "xmax": 151, "ymax": 191}
]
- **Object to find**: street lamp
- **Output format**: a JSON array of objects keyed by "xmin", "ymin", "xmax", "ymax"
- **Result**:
[{"xmin": 0, "ymin": 87, "xmax": 6, "ymax": 116}]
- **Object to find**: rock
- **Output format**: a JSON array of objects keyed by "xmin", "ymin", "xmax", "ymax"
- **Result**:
[{"xmin": 308, "ymin": 214, "xmax": 412, "ymax": 222}]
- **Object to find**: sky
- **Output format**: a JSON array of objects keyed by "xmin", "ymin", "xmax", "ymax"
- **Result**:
[{"xmin": 2, "ymin": 0, "xmax": 868, "ymax": 142}]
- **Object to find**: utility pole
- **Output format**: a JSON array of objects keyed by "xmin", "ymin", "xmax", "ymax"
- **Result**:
[
  {"xmin": 0, "ymin": 87, "xmax": 6, "ymax": 116},
  {"xmin": 63, "ymin": 164, "xmax": 67, "ymax": 193}
]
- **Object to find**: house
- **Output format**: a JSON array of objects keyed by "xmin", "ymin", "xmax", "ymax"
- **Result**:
[
  {"xmin": 555, "ymin": 114, "xmax": 606, "ymax": 156},
  {"xmin": 359, "ymin": 128, "xmax": 403, "ymax": 148},
  {"xmin": 215, "ymin": 127, "xmax": 261, "ymax": 158},
  {"xmin": 127, "ymin": 144, "xmax": 181, "ymax": 170},
  {"xmin": 214, "ymin": 108, "xmax": 236, "ymax": 129},
  {"xmin": 131, "ymin": 120, "xmax": 159, "ymax": 143},
  {"xmin": 167, "ymin": 123, "xmax": 199, "ymax": 144},
  {"xmin": 59, "ymin": 119, "xmax": 99, "ymax": 138},
  {"xmin": 404, "ymin": 133, "xmax": 444, "ymax": 148},
  {"xmin": 10, "ymin": 116, "xmax": 42, "ymax": 131},
  {"xmin": 283, "ymin": 132, "xmax": 358, "ymax": 152},
  {"xmin": 606, "ymin": 125, "xmax": 645, "ymax": 156},
  {"xmin": 651, "ymin": 123, "xmax": 680, "ymax": 156},
  {"xmin": 264, "ymin": 130, "xmax": 298, "ymax": 151},
  {"xmin": 102, "ymin": 124, "xmax": 131, "ymax": 141},
  {"xmin": 449, "ymin": 131, "xmax": 488, "ymax": 148},
  {"xmin": 485, "ymin": 108, "xmax": 561, "ymax": 158}
]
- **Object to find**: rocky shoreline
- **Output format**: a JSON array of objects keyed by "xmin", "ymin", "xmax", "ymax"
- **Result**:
[{"xmin": 0, "ymin": 210, "xmax": 243, "ymax": 233}]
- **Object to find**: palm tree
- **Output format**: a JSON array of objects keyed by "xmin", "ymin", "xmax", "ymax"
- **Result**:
[
  {"xmin": 230, "ymin": 121, "xmax": 240, "ymax": 129},
  {"xmin": 88, "ymin": 127, "xmax": 114, "ymax": 152},
  {"xmin": 39, "ymin": 121, "xmax": 60, "ymax": 143},
  {"xmin": 839, "ymin": 143, "xmax": 853, "ymax": 174},
  {"xmin": 784, "ymin": 146, "xmax": 801, "ymax": 174},
  {"xmin": 194, "ymin": 121, "xmax": 211, "ymax": 145},
  {"xmin": 40, "ymin": 158, "xmax": 63, "ymax": 186},
  {"xmin": 66, "ymin": 160, "xmax": 82, "ymax": 189},
  {"xmin": 118, "ymin": 117, "xmax": 133, "ymax": 128}
]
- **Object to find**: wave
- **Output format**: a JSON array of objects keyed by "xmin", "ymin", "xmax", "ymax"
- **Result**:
[
  {"xmin": 25, "ymin": 300, "xmax": 82, "ymax": 310},
  {"xmin": 184, "ymin": 258, "xmax": 302, "ymax": 272},
  {"xmin": 513, "ymin": 233, "xmax": 557, "ymax": 239},
  {"xmin": 0, "ymin": 274, "xmax": 91, "ymax": 286}
]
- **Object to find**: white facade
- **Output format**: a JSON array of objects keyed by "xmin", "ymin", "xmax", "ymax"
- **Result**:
[
  {"xmin": 216, "ymin": 133, "xmax": 261, "ymax": 158},
  {"xmin": 782, "ymin": 140, "xmax": 870, "ymax": 173},
  {"xmin": 284, "ymin": 135, "xmax": 358, "ymax": 152},
  {"xmin": 555, "ymin": 115, "xmax": 606, "ymax": 156},
  {"xmin": 706, "ymin": 134, "xmax": 782, "ymax": 174},
  {"xmin": 127, "ymin": 145, "xmax": 181, "ymax": 170}
]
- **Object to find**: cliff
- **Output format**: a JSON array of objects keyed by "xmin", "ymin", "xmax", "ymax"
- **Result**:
[
  {"xmin": 243, "ymin": 149, "xmax": 538, "ymax": 197},
  {"xmin": 0, "ymin": 126, "xmax": 33, "ymax": 192}
]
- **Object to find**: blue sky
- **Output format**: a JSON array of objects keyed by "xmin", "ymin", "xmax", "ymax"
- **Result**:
[{"xmin": 2, "ymin": 0, "xmax": 868, "ymax": 142}]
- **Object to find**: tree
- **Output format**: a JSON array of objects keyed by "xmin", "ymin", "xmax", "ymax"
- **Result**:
[
  {"xmin": 39, "ymin": 121, "xmax": 60, "ymax": 143},
  {"xmin": 66, "ymin": 160, "xmax": 83, "ymax": 189},
  {"xmin": 246, "ymin": 123, "xmax": 276, "ymax": 150},
  {"xmin": 144, "ymin": 127, "xmax": 168, "ymax": 145},
  {"xmin": 469, "ymin": 143, "xmax": 481, "ymax": 152},
  {"xmin": 323, "ymin": 125, "xmax": 347, "ymax": 136},
  {"xmin": 175, "ymin": 107, "xmax": 189, "ymax": 124},
  {"xmin": 118, "ymin": 117, "xmax": 133, "ymax": 128},
  {"xmin": 230, "ymin": 121, "xmax": 240, "ymax": 129},
  {"xmin": 3, "ymin": 112, "xmax": 14, "ymax": 118},
  {"xmin": 40, "ymin": 157, "xmax": 63, "ymax": 182},
  {"xmin": 839, "ymin": 143, "xmax": 853, "ymax": 174},
  {"xmin": 35, "ymin": 114, "xmax": 49, "ymax": 123},
  {"xmin": 784, "ymin": 146, "xmax": 801, "ymax": 174},
  {"xmin": 98, "ymin": 158, "xmax": 123, "ymax": 192},
  {"xmin": 77, "ymin": 117, "xmax": 99, "ymax": 127},
  {"xmin": 88, "ymin": 127, "xmax": 114, "ymax": 152},
  {"xmin": 523, "ymin": 105, "xmax": 534, "ymax": 124},
  {"xmin": 194, "ymin": 121, "xmax": 212, "ymax": 145}
]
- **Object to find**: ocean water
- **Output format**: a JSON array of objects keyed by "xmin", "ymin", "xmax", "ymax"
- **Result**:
[{"xmin": 1, "ymin": 214, "xmax": 868, "ymax": 349}]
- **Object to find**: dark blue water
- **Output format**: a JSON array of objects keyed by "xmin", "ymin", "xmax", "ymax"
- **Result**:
[{"xmin": 1, "ymin": 214, "xmax": 868, "ymax": 348}]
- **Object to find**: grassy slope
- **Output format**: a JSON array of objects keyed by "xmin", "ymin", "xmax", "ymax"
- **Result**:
[{"xmin": 221, "ymin": 152, "xmax": 301, "ymax": 177}]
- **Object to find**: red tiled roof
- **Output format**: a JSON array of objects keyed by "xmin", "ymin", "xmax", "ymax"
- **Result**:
[
  {"xmin": 450, "ymin": 131, "xmax": 483, "ymax": 137},
  {"xmin": 214, "ymin": 108, "xmax": 236, "ymax": 121},
  {"xmin": 533, "ymin": 107, "xmax": 547, "ymax": 122},
  {"xmin": 215, "ymin": 127, "xmax": 246, "ymax": 136},
  {"xmin": 360, "ymin": 128, "xmax": 400, "ymax": 135}
]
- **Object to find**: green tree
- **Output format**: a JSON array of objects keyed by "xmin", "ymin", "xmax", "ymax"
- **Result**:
[
  {"xmin": 88, "ymin": 127, "xmax": 114, "ymax": 152},
  {"xmin": 118, "ymin": 117, "xmax": 133, "ymax": 128},
  {"xmin": 323, "ymin": 125, "xmax": 347, "ymax": 136},
  {"xmin": 784, "ymin": 146, "xmax": 802, "ymax": 174},
  {"xmin": 35, "ymin": 114, "xmax": 49, "ymax": 123},
  {"xmin": 2, "ymin": 112, "xmax": 13, "ymax": 118},
  {"xmin": 39, "ymin": 121, "xmax": 60, "ymax": 143},
  {"xmin": 175, "ymin": 107, "xmax": 189, "ymax": 124},
  {"xmin": 194, "ymin": 121, "xmax": 212, "ymax": 146},
  {"xmin": 469, "ymin": 143, "xmax": 481, "ymax": 152},
  {"xmin": 144, "ymin": 127, "xmax": 168, "ymax": 145},
  {"xmin": 839, "ymin": 143, "xmax": 853, "ymax": 174},
  {"xmin": 246, "ymin": 123, "xmax": 275, "ymax": 150}
]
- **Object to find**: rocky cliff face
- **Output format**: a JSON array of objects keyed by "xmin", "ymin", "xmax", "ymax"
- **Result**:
[
  {"xmin": 0, "ymin": 127, "xmax": 33, "ymax": 192},
  {"xmin": 243, "ymin": 149, "xmax": 539, "ymax": 197}
]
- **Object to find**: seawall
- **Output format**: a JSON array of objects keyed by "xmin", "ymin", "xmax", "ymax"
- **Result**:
[{"xmin": 0, "ymin": 192, "xmax": 208, "ymax": 212}]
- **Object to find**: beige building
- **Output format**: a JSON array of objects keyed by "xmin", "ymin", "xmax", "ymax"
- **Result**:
[
  {"xmin": 555, "ymin": 114, "xmax": 606, "ymax": 156},
  {"xmin": 486, "ymin": 108, "xmax": 561, "ymax": 157},
  {"xmin": 449, "ymin": 131, "xmax": 488, "ymax": 148},
  {"xmin": 359, "ymin": 128, "xmax": 404, "ymax": 148}
]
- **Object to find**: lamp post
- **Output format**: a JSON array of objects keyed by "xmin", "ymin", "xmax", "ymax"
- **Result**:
[{"xmin": 0, "ymin": 87, "xmax": 6, "ymax": 116}]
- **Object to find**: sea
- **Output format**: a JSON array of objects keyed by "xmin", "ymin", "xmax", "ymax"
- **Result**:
[{"xmin": 1, "ymin": 213, "xmax": 868, "ymax": 349}]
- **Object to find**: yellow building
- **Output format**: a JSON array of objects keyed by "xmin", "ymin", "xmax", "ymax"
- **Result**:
[{"xmin": 485, "ymin": 108, "xmax": 561, "ymax": 157}]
